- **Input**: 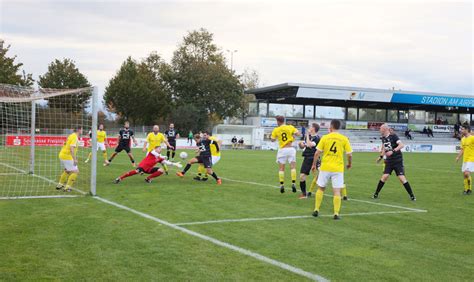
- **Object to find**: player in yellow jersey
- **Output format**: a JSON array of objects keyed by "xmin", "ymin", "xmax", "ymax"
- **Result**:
[
  {"xmin": 271, "ymin": 116, "xmax": 301, "ymax": 193},
  {"xmin": 143, "ymin": 125, "xmax": 174, "ymax": 174},
  {"xmin": 194, "ymin": 134, "xmax": 222, "ymax": 181},
  {"xmin": 85, "ymin": 124, "xmax": 109, "ymax": 165},
  {"xmin": 56, "ymin": 127, "xmax": 83, "ymax": 192},
  {"xmin": 311, "ymin": 120, "xmax": 352, "ymax": 220},
  {"xmin": 456, "ymin": 125, "xmax": 474, "ymax": 195}
]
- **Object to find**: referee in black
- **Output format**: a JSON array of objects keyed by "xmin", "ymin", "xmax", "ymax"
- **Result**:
[
  {"xmin": 298, "ymin": 123, "xmax": 320, "ymax": 199},
  {"xmin": 373, "ymin": 124, "xmax": 416, "ymax": 201}
]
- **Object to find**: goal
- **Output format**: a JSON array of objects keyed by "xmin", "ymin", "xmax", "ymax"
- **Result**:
[{"xmin": 0, "ymin": 84, "xmax": 99, "ymax": 199}]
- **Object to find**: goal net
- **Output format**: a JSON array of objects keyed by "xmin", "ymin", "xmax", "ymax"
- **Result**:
[{"xmin": 0, "ymin": 84, "xmax": 98, "ymax": 199}]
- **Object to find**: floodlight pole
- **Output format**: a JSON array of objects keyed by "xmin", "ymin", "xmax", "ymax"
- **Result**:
[
  {"xmin": 226, "ymin": 49, "xmax": 238, "ymax": 71},
  {"xmin": 90, "ymin": 86, "xmax": 98, "ymax": 196}
]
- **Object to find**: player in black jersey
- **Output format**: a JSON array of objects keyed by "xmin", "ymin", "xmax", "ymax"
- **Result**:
[
  {"xmin": 373, "ymin": 124, "xmax": 416, "ymax": 201},
  {"xmin": 164, "ymin": 123, "xmax": 180, "ymax": 160},
  {"xmin": 108, "ymin": 121, "xmax": 138, "ymax": 167},
  {"xmin": 176, "ymin": 132, "xmax": 222, "ymax": 184},
  {"xmin": 297, "ymin": 123, "xmax": 320, "ymax": 199},
  {"xmin": 231, "ymin": 136, "xmax": 238, "ymax": 149}
]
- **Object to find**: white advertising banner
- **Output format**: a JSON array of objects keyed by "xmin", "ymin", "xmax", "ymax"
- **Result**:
[
  {"xmin": 296, "ymin": 87, "xmax": 393, "ymax": 102},
  {"xmin": 432, "ymin": 125, "xmax": 454, "ymax": 133}
]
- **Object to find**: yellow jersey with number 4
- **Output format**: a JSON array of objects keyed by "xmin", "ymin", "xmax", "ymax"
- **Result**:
[
  {"xmin": 59, "ymin": 133, "xmax": 79, "ymax": 161},
  {"xmin": 461, "ymin": 135, "xmax": 474, "ymax": 162},
  {"xmin": 317, "ymin": 132, "xmax": 352, "ymax": 173},
  {"xmin": 146, "ymin": 132, "xmax": 166, "ymax": 152},
  {"xmin": 271, "ymin": 125, "xmax": 297, "ymax": 149}
]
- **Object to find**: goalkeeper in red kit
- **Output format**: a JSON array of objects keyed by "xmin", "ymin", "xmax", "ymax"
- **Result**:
[{"xmin": 114, "ymin": 146, "xmax": 182, "ymax": 184}]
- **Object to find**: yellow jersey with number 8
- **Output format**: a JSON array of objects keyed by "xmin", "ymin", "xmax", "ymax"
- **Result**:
[
  {"xmin": 317, "ymin": 132, "xmax": 352, "ymax": 173},
  {"xmin": 59, "ymin": 133, "xmax": 79, "ymax": 161},
  {"xmin": 271, "ymin": 125, "xmax": 297, "ymax": 149}
]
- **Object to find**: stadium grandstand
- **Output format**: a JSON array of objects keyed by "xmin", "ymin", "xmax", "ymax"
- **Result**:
[{"xmin": 228, "ymin": 83, "xmax": 474, "ymax": 152}]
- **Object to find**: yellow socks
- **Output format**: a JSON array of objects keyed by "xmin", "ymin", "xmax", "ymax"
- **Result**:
[
  {"xmin": 464, "ymin": 176, "xmax": 472, "ymax": 191},
  {"xmin": 315, "ymin": 189, "xmax": 324, "ymax": 211},
  {"xmin": 87, "ymin": 152, "xmax": 92, "ymax": 160},
  {"xmin": 341, "ymin": 185, "xmax": 347, "ymax": 197},
  {"xmin": 333, "ymin": 195, "xmax": 341, "ymax": 215},
  {"xmin": 309, "ymin": 177, "xmax": 317, "ymax": 193},
  {"xmin": 290, "ymin": 169, "xmax": 296, "ymax": 183},
  {"xmin": 58, "ymin": 171, "xmax": 69, "ymax": 185},
  {"xmin": 102, "ymin": 151, "xmax": 108, "ymax": 161},
  {"xmin": 66, "ymin": 172, "xmax": 78, "ymax": 189},
  {"xmin": 278, "ymin": 171, "xmax": 285, "ymax": 185}
]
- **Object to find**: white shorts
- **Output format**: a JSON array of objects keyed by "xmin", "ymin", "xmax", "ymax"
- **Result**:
[
  {"xmin": 212, "ymin": 156, "xmax": 221, "ymax": 165},
  {"xmin": 97, "ymin": 142, "xmax": 106, "ymax": 151},
  {"xmin": 276, "ymin": 147, "xmax": 296, "ymax": 164},
  {"xmin": 60, "ymin": 159, "xmax": 79, "ymax": 172},
  {"xmin": 317, "ymin": 171, "xmax": 344, "ymax": 188},
  {"xmin": 462, "ymin": 162, "xmax": 474, "ymax": 172}
]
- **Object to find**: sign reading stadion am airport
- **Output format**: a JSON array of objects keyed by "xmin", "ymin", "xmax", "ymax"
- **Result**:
[{"xmin": 296, "ymin": 87, "xmax": 474, "ymax": 108}]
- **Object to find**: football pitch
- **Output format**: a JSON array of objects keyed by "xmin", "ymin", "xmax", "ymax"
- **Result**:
[{"xmin": 1, "ymin": 149, "xmax": 473, "ymax": 281}]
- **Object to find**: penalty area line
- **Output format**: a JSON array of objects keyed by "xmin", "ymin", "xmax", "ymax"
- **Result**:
[
  {"xmin": 93, "ymin": 196, "xmax": 329, "ymax": 282},
  {"xmin": 173, "ymin": 210, "xmax": 426, "ymax": 226},
  {"xmin": 220, "ymin": 177, "xmax": 428, "ymax": 213}
]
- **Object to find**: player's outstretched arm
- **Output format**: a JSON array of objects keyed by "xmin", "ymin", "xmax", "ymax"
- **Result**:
[{"xmin": 311, "ymin": 150, "xmax": 322, "ymax": 171}]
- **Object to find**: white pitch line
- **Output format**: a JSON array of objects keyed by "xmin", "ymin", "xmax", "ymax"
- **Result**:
[
  {"xmin": 174, "ymin": 210, "xmax": 425, "ymax": 226},
  {"xmin": 220, "ymin": 177, "xmax": 428, "ymax": 213},
  {"xmin": 0, "ymin": 162, "xmax": 87, "ymax": 195},
  {"xmin": 94, "ymin": 196, "xmax": 329, "ymax": 282}
]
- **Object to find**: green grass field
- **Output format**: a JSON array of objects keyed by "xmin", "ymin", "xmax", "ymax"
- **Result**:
[{"xmin": 1, "ymin": 149, "xmax": 473, "ymax": 281}]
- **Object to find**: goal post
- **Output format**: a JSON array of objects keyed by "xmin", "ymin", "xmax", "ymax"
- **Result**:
[{"xmin": 0, "ymin": 84, "xmax": 98, "ymax": 199}]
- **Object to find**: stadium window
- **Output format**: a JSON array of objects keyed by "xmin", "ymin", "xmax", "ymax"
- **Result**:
[
  {"xmin": 398, "ymin": 110, "xmax": 409, "ymax": 123},
  {"xmin": 258, "ymin": 102, "xmax": 268, "ymax": 116},
  {"xmin": 358, "ymin": 108, "xmax": 385, "ymax": 121},
  {"xmin": 304, "ymin": 105, "xmax": 315, "ymax": 119},
  {"xmin": 375, "ymin": 109, "xmax": 387, "ymax": 121},
  {"xmin": 248, "ymin": 101, "xmax": 258, "ymax": 116},
  {"xmin": 315, "ymin": 106, "xmax": 345, "ymax": 119},
  {"xmin": 409, "ymin": 110, "xmax": 426, "ymax": 124},
  {"xmin": 388, "ymin": 110, "xmax": 398, "ymax": 122},
  {"xmin": 425, "ymin": 112, "xmax": 436, "ymax": 124},
  {"xmin": 268, "ymin": 103, "xmax": 303, "ymax": 118},
  {"xmin": 437, "ymin": 112, "xmax": 458, "ymax": 124},
  {"xmin": 459, "ymin": 113, "xmax": 470, "ymax": 125},
  {"xmin": 347, "ymin": 108, "xmax": 357, "ymax": 120}
]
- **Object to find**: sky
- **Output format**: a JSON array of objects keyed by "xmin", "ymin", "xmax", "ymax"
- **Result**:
[{"xmin": 0, "ymin": 0, "xmax": 472, "ymax": 99}]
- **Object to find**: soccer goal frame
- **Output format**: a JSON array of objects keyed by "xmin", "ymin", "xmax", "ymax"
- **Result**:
[{"xmin": 0, "ymin": 84, "xmax": 99, "ymax": 199}]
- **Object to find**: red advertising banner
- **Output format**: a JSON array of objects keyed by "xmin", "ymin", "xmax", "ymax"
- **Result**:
[
  {"xmin": 368, "ymin": 122, "xmax": 385, "ymax": 130},
  {"xmin": 5, "ymin": 135, "xmax": 118, "ymax": 148}
]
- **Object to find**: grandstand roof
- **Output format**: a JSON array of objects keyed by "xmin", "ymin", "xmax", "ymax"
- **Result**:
[{"xmin": 246, "ymin": 83, "xmax": 474, "ymax": 112}]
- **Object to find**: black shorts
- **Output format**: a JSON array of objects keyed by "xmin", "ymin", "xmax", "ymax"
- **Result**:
[
  {"xmin": 167, "ymin": 140, "xmax": 176, "ymax": 150},
  {"xmin": 115, "ymin": 144, "xmax": 131, "ymax": 153},
  {"xmin": 137, "ymin": 167, "xmax": 159, "ymax": 174},
  {"xmin": 300, "ymin": 157, "xmax": 320, "ymax": 175},
  {"xmin": 196, "ymin": 155, "xmax": 212, "ymax": 168},
  {"xmin": 384, "ymin": 162, "xmax": 405, "ymax": 176}
]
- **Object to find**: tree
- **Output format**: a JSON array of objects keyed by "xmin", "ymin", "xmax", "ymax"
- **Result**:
[
  {"xmin": 38, "ymin": 58, "xmax": 91, "ymax": 111},
  {"xmin": 104, "ymin": 54, "xmax": 171, "ymax": 124},
  {"xmin": 0, "ymin": 41, "xmax": 34, "ymax": 86},
  {"xmin": 238, "ymin": 68, "xmax": 260, "ymax": 123},
  {"xmin": 169, "ymin": 28, "xmax": 244, "ymax": 122}
]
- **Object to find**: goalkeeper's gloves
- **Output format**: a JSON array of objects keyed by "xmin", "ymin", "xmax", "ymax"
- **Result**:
[{"xmin": 162, "ymin": 160, "xmax": 182, "ymax": 168}]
